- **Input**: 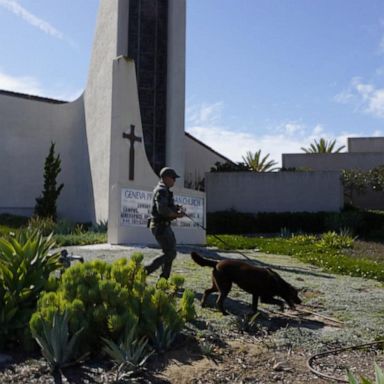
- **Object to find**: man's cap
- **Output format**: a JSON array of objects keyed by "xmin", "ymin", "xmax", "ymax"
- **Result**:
[{"xmin": 159, "ymin": 167, "xmax": 180, "ymax": 179}]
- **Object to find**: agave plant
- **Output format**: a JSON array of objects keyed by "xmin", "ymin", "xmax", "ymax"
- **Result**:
[
  {"xmin": 0, "ymin": 229, "xmax": 61, "ymax": 346},
  {"xmin": 32, "ymin": 311, "xmax": 87, "ymax": 372},
  {"xmin": 150, "ymin": 322, "xmax": 177, "ymax": 353},
  {"xmin": 103, "ymin": 325, "xmax": 153, "ymax": 380},
  {"xmin": 347, "ymin": 362, "xmax": 384, "ymax": 384}
]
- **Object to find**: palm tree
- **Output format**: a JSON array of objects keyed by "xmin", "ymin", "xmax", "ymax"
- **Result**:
[
  {"xmin": 242, "ymin": 150, "xmax": 279, "ymax": 172},
  {"xmin": 301, "ymin": 138, "xmax": 345, "ymax": 153}
]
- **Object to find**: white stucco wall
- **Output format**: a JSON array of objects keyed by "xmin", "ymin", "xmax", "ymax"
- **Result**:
[
  {"xmin": 83, "ymin": 0, "xmax": 122, "ymax": 223},
  {"xmin": 205, "ymin": 171, "xmax": 343, "ymax": 213},
  {"xmin": 184, "ymin": 133, "xmax": 233, "ymax": 189},
  {"xmin": 0, "ymin": 92, "xmax": 94, "ymax": 222},
  {"xmin": 166, "ymin": 0, "xmax": 186, "ymax": 183},
  {"xmin": 282, "ymin": 153, "xmax": 384, "ymax": 171}
]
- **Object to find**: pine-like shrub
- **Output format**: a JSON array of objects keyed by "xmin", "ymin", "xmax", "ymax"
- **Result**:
[
  {"xmin": 34, "ymin": 142, "xmax": 64, "ymax": 221},
  {"xmin": 30, "ymin": 253, "xmax": 194, "ymax": 356}
]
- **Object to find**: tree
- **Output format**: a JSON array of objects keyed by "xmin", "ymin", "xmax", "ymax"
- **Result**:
[
  {"xmin": 341, "ymin": 166, "xmax": 384, "ymax": 206},
  {"xmin": 35, "ymin": 142, "xmax": 64, "ymax": 220},
  {"xmin": 241, "ymin": 150, "xmax": 279, "ymax": 172},
  {"xmin": 301, "ymin": 138, "xmax": 345, "ymax": 153},
  {"xmin": 210, "ymin": 161, "xmax": 249, "ymax": 172}
]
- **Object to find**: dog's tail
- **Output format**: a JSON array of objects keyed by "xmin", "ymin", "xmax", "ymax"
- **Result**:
[{"xmin": 191, "ymin": 252, "xmax": 218, "ymax": 268}]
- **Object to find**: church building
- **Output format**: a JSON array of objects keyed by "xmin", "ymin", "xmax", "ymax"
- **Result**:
[{"xmin": 0, "ymin": 0, "xmax": 230, "ymax": 244}]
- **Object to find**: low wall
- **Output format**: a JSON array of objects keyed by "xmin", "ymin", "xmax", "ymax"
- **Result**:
[
  {"xmin": 205, "ymin": 171, "xmax": 343, "ymax": 213},
  {"xmin": 348, "ymin": 137, "xmax": 384, "ymax": 153},
  {"xmin": 282, "ymin": 153, "xmax": 384, "ymax": 171}
]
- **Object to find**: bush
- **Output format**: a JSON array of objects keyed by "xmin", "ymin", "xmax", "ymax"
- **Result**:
[
  {"xmin": 0, "ymin": 229, "xmax": 61, "ymax": 348},
  {"xmin": 0, "ymin": 213, "xmax": 29, "ymax": 228},
  {"xmin": 207, "ymin": 210, "xmax": 384, "ymax": 240},
  {"xmin": 30, "ymin": 254, "xmax": 194, "ymax": 356},
  {"xmin": 28, "ymin": 216, "xmax": 56, "ymax": 236}
]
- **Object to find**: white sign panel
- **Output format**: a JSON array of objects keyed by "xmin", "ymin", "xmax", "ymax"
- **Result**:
[{"xmin": 121, "ymin": 188, "xmax": 204, "ymax": 228}]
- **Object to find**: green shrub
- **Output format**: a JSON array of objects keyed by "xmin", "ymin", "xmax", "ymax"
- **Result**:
[
  {"xmin": 0, "ymin": 213, "xmax": 29, "ymax": 228},
  {"xmin": 317, "ymin": 231, "xmax": 355, "ymax": 250},
  {"xmin": 90, "ymin": 220, "xmax": 108, "ymax": 233},
  {"xmin": 0, "ymin": 229, "xmax": 61, "ymax": 348},
  {"xmin": 207, "ymin": 210, "xmax": 384, "ymax": 240},
  {"xmin": 53, "ymin": 232, "xmax": 107, "ymax": 246},
  {"xmin": 207, "ymin": 210, "xmax": 257, "ymax": 234},
  {"xmin": 179, "ymin": 289, "xmax": 196, "ymax": 322},
  {"xmin": 30, "ymin": 254, "xmax": 193, "ymax": 356},
  {"xmin": 28, "ymin": 216, "xmax": 56, "ymax": 236},
  {"xmin": 54, "ymin": 219, "xmax": 76, "ymax": 235}
]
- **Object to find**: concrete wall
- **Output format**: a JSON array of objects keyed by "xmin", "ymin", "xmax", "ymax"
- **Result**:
[
  {"xmin": 83, "ymin": 0, "xmax": 122, "ymax": 222},
  {"xmin": 282, "ymin": 152, "xmax": 384, "ymax": 171},
  {"xmin": 184, "ymin": 133, "xmax": 233, "ymax": 190},
  {"xmin": 205, "ymin": 171, "xmax": 343, "ymax": 213},
  {"xmin": 0, "ymin": 92, "xmax": 94, "ymax": 222},
  {"xmin": 348, "ymin": 137, "xmax": 384, "ymax": 153},
  {"xmin": 166, "ymin": 0, "xmax": 186, "ymax": 184}
]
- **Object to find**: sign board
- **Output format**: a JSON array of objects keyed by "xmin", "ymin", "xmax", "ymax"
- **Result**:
[{"xmin": 120, "ymin": 188, "xmax": 204, "ymax": 228}]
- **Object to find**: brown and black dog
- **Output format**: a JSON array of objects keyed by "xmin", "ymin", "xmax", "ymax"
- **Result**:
[{"xmin": 191, "ymin": 252, "xmax": 301, "ymax": 315}]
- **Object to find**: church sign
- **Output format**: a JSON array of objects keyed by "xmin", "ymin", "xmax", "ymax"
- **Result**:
[{"xmin": 120, "ymin": 188, "xmax": 204, "ymax": 228}]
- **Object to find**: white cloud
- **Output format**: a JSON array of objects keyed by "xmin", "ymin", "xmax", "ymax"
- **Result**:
[
  {"xmin": 0, "ymin": 69, "xmax": 43, "ymax": 95},
  {"xmin": 0, "ymin": 0, "xmax": 64, "ymax": 40},
  {"xmin": 186, "ymin": 102, "xmax": 351, "ymax": 166},
  {"xmin": 0, "ymin": 69, "xmax": 81, "ymax": 100},
  {"xmin": 335, "ymin": 78, "xmax": 384, "ymax": 119}
]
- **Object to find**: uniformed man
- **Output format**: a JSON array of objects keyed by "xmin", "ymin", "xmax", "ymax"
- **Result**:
[{"xmin": 145, "ymin": 167, "xmax": 185, "ymax": 279}]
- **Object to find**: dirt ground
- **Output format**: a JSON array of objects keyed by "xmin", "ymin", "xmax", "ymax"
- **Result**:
[{"xmin": 1, "ymin": 244, "xmax": 383, "ymax": 383}]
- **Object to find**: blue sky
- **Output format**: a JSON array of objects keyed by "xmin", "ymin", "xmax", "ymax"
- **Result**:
[{"xmin": 1, "ymin": 1, "xmax": 384, "ymax": 165}]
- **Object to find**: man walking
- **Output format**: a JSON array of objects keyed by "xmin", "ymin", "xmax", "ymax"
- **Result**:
[{"xmin": 145, "ymin": 167, "xmax": 185, "ymax": 279}]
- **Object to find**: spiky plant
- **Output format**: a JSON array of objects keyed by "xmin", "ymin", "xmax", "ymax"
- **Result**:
[
  {"xmin": 32, "ymin": 311, "xmax": 87, "ymax": 373},
  {"xmin": 150, "ymin": 322, "xmax": 178, "ymax": 353},
  {"xmin": 347, "ymin": 362, "xmax": 384, "ymax": 384},
  {"xmin": 301, "ymin": 137, "xmax": 345, "ymax": 153},
  {"xmin": 103, "ymin": 324, "xmax": 153, "ymax": 380},
  {"xmin": 0, "ymin": 229, "xmax": 61, "ymax": 347},
  {"xmin": 242, "ymin": 150, "xmax": 279, "ymax": 172}
]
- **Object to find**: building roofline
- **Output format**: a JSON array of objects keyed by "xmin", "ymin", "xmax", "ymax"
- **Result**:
[
  {"xmin": 0, "ymin": 89, "xmax": 67, "ymax": 104},
  {"xmin": 185, "ymin": 131, "xmax": 236, "ymax": 164}
]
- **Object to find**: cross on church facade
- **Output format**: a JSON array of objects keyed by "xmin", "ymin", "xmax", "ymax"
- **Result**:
[{"xmin": 122, "ymin": 124, "xmax": 142, "ymax": 180}]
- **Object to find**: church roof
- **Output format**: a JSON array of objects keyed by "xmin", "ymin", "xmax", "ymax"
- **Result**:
[{"xmin": 0, "ymin": 89, "xmax": 67, "ymax": 104}]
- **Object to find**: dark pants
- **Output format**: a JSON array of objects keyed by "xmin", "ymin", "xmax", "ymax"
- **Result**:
[{"xmin": 145, "ymin": 225, "xmax": 177, "ymax": 279}]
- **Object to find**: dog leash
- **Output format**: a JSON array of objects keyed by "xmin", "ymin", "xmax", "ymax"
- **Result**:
[{"xmin": 184, "ymin": 212, "xmax": 256, "ymax": 262}]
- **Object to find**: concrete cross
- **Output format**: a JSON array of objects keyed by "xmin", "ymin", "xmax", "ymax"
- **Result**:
[{"xmin": 122, "ymin": 124, "xmax": 142, "ymax": 180}]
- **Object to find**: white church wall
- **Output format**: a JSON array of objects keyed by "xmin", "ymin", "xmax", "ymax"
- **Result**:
[
  {"xmin": 205, "ymin": 171, "xmax": 343, "ymax": 213},
  {"xmin": 184, "ymin": 133, "xmax": 232, "ymax": 190},
  {"xmin": 0, "ymin": 93, "xmax": 94, "ymax": 222},
  {"xmin": 107, "ymin": 56, "xmax": 205, "ymax": 245},
  {"xmin": 166, "ymin": 0, "xmax": 186, "ymax": 185},
  {"xmin": 83, "ymin": 0, "xmax": 121, "ymax": 223}
]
